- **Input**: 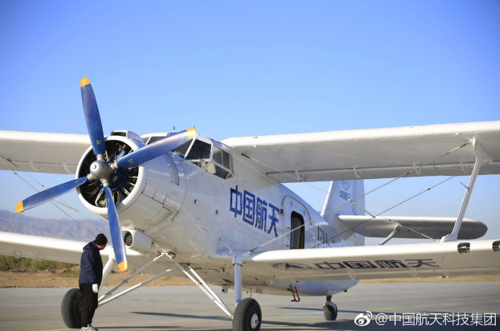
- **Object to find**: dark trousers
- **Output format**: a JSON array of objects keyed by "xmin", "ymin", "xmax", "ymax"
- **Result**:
[{"xmin": 80, "ymin": 283, "xmax": 98, "ymax": 327}]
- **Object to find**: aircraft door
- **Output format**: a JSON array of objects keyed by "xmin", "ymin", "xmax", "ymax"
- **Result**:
[{"xmin": 282, "ymin": 196, "xmax": 310, "ymax": 249}]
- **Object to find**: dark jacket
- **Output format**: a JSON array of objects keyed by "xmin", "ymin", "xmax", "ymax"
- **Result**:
[{"xmin": 79, "ymin": 242, "xmax": 103, "ymax": 285}]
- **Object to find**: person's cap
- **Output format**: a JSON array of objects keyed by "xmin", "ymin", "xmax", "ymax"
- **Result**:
[{"xmin": 95, "ymin": 233, "xmax": 108, "ymax": 246}]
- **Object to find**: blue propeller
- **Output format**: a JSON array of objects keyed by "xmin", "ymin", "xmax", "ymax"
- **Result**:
[
  {"xmin": 81, "ymin": 78, "xmax": 106, "ymax": 157},
  {"xmin": 103, "ymin": 187, "xmax": 127, "ymax": 271},
  {"xmin": 117, "ymin": 129, "xmax": 196, "ymax": 169},
  {"xmin": 15, "ymin": 77, "xmax": 197, "ymax": 272},
  {"xmin": 16, "ymin": 176, "xmax": 88, "ymax": 213}
]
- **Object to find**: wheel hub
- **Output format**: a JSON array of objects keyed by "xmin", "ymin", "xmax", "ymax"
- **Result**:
[{"xmin": 250, "ymin": 313, "xmax": 259, "ymax": 329}]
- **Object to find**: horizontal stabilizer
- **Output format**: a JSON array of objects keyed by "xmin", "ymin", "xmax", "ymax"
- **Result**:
[{"xmin": 337, "ymin": 215, "xmax": 487, "ymax": 239}]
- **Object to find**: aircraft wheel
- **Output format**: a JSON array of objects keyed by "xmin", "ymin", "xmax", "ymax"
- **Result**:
[
  {"xmin": 323, "ymin": 302, "xmax": 338, "ymax": 321},
  {"xmin": 61, "ymin": 288, "xmax": 83, "ymax": 328},
  {"xmin": 233, "ymin": 298, "xmax": 262, "ymax": 331}
]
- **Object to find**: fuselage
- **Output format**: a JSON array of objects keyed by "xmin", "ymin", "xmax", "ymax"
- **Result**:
[{"xmin": 77, "ymin": 132, "xmax": 366, "ymax": 296}]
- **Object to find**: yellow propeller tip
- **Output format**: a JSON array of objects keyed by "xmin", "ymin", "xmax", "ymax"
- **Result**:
[
  {"xmin": 187, "ymin": 128, "xmax": 197, "ymax": 140},
  {"xmin": 80, "ymin": 77, "xmax": 91, "ymax": 87},
  {"xmin": 15, "ymin": 201, "xmax": 24, "ymax": 213},
  {"xmin": 118, "ymin": 261, "xmax": 128, "ymax": 272}
]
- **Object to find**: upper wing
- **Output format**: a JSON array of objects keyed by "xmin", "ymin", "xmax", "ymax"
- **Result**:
[
  {"xmin": 0, "ymin": 130, "xmax": 90, "ymax": 174},
  {"xmin": 337, "ymin": 215, "xmax": 487, "ymax": 239},
  {"xmin": 223, "ymin": 121, "xmax": 500, "ymax": 182},
  {"xmin": 247, "ymin": 239, "xmax": 500, "ymax": 281}
]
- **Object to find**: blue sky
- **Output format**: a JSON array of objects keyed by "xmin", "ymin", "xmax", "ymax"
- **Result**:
[{"xmin": 0, "ymin": 1, "xmax": 499, "ymax": 243}]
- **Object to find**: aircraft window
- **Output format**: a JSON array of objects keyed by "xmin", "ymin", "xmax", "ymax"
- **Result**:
[
  {"xmin": 211, "ymin": 146, "xmax": 233, "ymax": 179},
  {"xmin": 213, "ymin": 147, "xmax": 223, "ymax": 164},
  {"xmin": 186, "ymin": 140, "xmax": 211, "ymax": 160},
  {"xmin": 173, "ymin": 140, "xmax": 192, "ymax": 158},
  {"xmin": 147, "ymin": 136, "xmax": 166, "ymax": 145},
  {"xmin": 207, "ymin": 162, "xmax": 232, "ymax": 179},
  {"xmin": 217, "ymin": 167, "xmax": 232, "ymax": 179},
  {"xmin": 174, "ymin": 138, "xmax": 233, "ymax": 179},
  {"xmin": 290, "ymin": 213, "xmax": 305, "ymax": 249},
  {"xmin": 213, "ymin": 146, "xmax": 232, "ymax": 169}
]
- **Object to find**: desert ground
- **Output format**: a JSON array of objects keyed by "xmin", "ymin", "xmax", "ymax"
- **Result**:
[{"xmin": 1, "ymin": 269, "xmax": 499, "ymax": 288}]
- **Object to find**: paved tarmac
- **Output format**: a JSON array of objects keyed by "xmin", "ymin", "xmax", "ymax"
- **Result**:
[{"xmin": 0, "ymin": 282, "xmax": 499, "ymax": 331}]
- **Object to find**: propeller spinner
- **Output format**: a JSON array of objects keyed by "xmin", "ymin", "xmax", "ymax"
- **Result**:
[{"xmin": 15, "ymin": 78, "xmax": 196, "ymax": 272}]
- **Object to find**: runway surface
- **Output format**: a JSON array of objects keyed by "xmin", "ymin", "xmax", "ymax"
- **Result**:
[{"xmin": 0, "ymin": 282, "xmax": 499, "ymax": 331}]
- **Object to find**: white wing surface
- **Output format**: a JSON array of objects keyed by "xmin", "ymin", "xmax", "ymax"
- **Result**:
[
  {"xmin": 0, "ymin": 231, "xmax": 144, "ymax": 269},
  {"xmin": 3, "ymin": 121, "xmax": 499, "ymax": 180},
  {"xmin": 223, "ymin": 121, "xmax": 500, "ymax": 182},
  {"xmin": 0, "ymin": 131, "xmax": 90, "ymax": 174},
  {"xmin": 248, "ymin": 239, "xmax": 500, "ymax": 281}
]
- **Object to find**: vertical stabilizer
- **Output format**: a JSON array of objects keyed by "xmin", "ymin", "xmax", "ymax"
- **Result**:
[{"xmin": 321, "ymin": 180, "xmax": 365, "ymax": 221}]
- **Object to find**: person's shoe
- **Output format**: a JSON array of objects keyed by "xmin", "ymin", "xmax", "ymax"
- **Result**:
[
  {"xmin": 80, "ymin": 328, "xmax": 89, "ymax": 331},
  {"xmin": 87, "ymin": 326, "xmax": 98, "ymax": 331}
]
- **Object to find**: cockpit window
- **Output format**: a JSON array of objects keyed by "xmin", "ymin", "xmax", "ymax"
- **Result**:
[
  {"xmin": 173, "ymin": 140, "xmax": 191, "ymax": 158},
  {"xmin": 209, "ymin": 146, "xmax": 233, "ymax": 179},
  {"xmin": 213, "ymin": 146, "xmax": 232, "ymax": 169},
  {"xmin": 147, "ymin": 136, "xmax": 166, "ymax": 145},
  {"xmin": 208, "ymin": 164, "xmax": 232, "ymax": 179},
  {"xmin": 186, "ymin": 140, "xmax": 211, "ymax": 160},
  {"xmin": 173, "ymin": 138, "xmax": 233, "ymax": 180}
]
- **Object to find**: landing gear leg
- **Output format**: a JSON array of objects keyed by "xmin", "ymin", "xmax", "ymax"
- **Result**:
[
  {"xmin": 323, "ymin": 295, "xmax": 338, "ymax": 321},
  {"xmin": 100, "ymin": 255, "xmax": 116, "ymax": 288},
  {"xmin": 168, "ymin": 253, "xmax": 262, "ymax": 330},
  {"xmin": 232, "ymin": 256, "xmax": 261, "ymax": 331}
]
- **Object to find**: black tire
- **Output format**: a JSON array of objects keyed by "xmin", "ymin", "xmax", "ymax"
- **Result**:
[
  {"xmin": 61, "ymin": 288, "xmax": 83, "ymax": 328},
  {"xmin": 233, "ymin": 298, "xmax": 262, "ymax": 331},
  {"xmin": 324, "ymin": 303, "xmax": 338, "ymax": 321}
]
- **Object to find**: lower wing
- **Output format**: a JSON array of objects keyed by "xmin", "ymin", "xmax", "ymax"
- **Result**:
[
  {"xmin": 248, "ymin": 239, "xmax": 500, "ymax": 281},
  {"xmin": 0, "ymin": 231, "xmax": 144, "ymax": 268},
  {"xmin": 2, "ymin": 231, "xmax": 499, "ymax": 281}
]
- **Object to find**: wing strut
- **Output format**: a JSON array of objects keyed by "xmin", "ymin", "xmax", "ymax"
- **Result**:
[
  {"xmin": 167, "ymin": 253, "xmax": 234, "ymax": 318},
  {"xmin": 379, "ymin": 224, "xmax": 401, "ymax": 245},
  {"xmin": 98, "ymin": 254, "xmax": 175, "ymax": 307},
  {"xmin": 441, "ymin": 138, "xmax": 492, "ymax": 242}
]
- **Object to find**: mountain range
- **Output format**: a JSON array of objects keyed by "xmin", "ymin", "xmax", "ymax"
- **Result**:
[{"xmin": 0, "ymin": 209, "xmax": 110, "ymax": 242}]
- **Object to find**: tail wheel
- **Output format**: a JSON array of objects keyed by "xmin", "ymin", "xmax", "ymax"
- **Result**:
[
  {"xmin": 233, "ymin": 298, "xmax": 261, "ymax": 331},
  {"xmin": 61, "ymin": 288, "xmax": 82, "ymax": 328},
  {"xmin": 324, "ymin": 302, "xmax": 338, "ymax": 321}
]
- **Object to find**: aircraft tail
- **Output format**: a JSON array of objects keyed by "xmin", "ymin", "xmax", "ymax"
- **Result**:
[
  {"xmin": 321, "ymin": 180, "xmax": 365, "ymax": 221},
  {"xmin": 320, "ymin": 180, "xmax": 366, "ymax": 246}
]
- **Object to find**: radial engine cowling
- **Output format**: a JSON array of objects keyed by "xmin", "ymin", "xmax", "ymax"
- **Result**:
[{"xmin": 76, "ymin": 131, "xmax": 186, "ymax": 230}]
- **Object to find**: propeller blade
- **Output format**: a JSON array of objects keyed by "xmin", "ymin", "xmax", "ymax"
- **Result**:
[
  {"xmin": 81, "ymin": 78, "xmax": 106, "ymax": 156},
  {"xmin": 117, "ymin": 128, "xmax": 196, "ymax": 169},
  {"xmin": 103, "ymin": 186, "xmax": 128, "ymax": 272},
  {"xmin": 16, "ymin": 176, "xmax": 88, "ymax": 213}
]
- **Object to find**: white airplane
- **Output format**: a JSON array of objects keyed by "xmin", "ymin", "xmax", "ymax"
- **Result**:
[{"xmin": 0, "ymin": 78, "xmax": 499, "ymax": 331}]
